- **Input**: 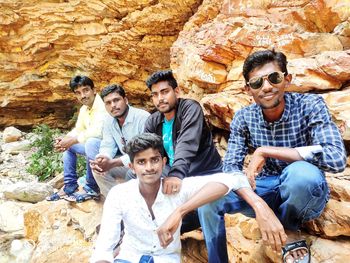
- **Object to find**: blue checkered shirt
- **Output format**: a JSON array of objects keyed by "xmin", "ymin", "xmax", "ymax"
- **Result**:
[{"xmin": 223, "ymin": 92, "xmax": 346, "ymax": 176}]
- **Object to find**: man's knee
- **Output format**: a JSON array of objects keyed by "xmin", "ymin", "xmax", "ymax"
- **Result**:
[
  {"xmin": 84, "ymin": 138, "xmax": 101, "ymax": 159},
  {"xmin": 281, "ymin": 161, "xmax": 325, "ymax": 191}
]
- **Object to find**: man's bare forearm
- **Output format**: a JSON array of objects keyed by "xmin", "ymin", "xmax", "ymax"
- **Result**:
[
  {"xmin": 256, "ymin": 146, "xmax": 302, "ymax": 163},
  {"xmin": 177, "ymin": 182, "xmax": 229, "ymax": 217}
]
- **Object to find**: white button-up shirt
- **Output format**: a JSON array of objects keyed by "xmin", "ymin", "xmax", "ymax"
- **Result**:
[{"xmin": 90, "ymin": 173, "xmax": 251, "ymax": 263}]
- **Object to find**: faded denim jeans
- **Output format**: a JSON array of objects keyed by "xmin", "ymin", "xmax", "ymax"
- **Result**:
[
  {"xmin": 63, "ymin": 137, "xmax": 101, "ymax": 194},
  {"xmin": 198, "ymin": 161, "xmax": 329, "ymax": 263}
]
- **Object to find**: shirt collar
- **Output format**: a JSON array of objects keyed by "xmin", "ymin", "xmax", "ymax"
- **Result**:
[
  {"xmin": 88, "ymin": 93, "xmax": 103, "ymax": 112},
  {"xmin": 258, "ymin": 93, "xmax": 291, "ymax": 126}
]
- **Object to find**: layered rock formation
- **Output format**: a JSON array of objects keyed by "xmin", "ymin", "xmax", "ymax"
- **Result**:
[
  {"xmin": 1, "ymin": 0, "xmax": 350, "ymax": 262},
  {"xmin": 0, "ymin": 0, "xmax": 203, "ymax": 129},
  {"xmin": 171, "ymin": 0, "xmax": 350, "ymax": 137}
]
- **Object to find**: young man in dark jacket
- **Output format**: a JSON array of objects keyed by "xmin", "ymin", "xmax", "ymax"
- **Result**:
[{"xmin": 144, "ymin": 70, "xmax": 223, "ymax": 233}]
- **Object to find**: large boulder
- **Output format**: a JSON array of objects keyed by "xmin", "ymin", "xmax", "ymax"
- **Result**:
[
  {"xmin": 2, "ymin": 126, "xmax": 22, "ymax": 143},
  {"xmin": 3, "ymin": 182, "xmax": 54, "ymax": 203}
]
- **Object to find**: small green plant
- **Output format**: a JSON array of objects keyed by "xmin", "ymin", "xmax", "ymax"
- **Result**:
[{"xmin": 27, "ymin": 124, "xmax": 86, "ymax": 181}]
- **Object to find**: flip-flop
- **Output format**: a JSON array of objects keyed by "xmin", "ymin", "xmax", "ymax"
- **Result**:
[
  {"xmin": 64, "ymin": 192, "xmax": 100, "ymax": 203},
  {"xmin": 63, "ymin": 185, "xmax": 100, "ymax": 203},
  {"xmin": 46, "ymin": 192, "xmax": 67, "ymax": 201},
  {"xmin": 282, "ymin": 239, "xmax": 310, "ymax": 263}
]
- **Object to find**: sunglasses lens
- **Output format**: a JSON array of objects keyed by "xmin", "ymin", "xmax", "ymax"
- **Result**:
[
  {"xmin": 248, "ymin": 71, "xmax": 284, "ymax": 89},
  {"xmin": 248, "ymin": 77, "xmax": 263, "ymax": 89},
  {"xmin": 268, "ymin": 72, "xmax": 284, "ymax": 84}
]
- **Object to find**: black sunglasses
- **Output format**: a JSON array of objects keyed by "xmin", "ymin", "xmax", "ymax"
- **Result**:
[{"xmin": 247, "ymin": 71, "xmax": 285, "ymax": 90}]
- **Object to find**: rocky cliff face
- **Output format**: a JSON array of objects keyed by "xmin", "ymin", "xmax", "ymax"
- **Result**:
[
  {"xmin": 1, "ymin": 0, "xmax": 350, "ymax": 263},
  {"xmin": 0, "ymin": 0, "xmax": 202, "ymax": 129},
  {"xmin": 171, "ymin": 0, "xmax": 350, "ymax": 138}
]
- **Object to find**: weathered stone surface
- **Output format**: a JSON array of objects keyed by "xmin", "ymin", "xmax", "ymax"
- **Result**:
[
  {"xmin": 1, "ymin": 140, "xmax": 31, "ymax": 154},
  {"xmin": 322, "ymin": 87, "xmax": 350, "ymax": 141},
  {"xmin": 201, "ymin": 91, "xmax": 252, "ymax": 130},
  {"xmin": 0, "ymin": 201, "xmax": 31, "ymax": 233},
  {"xmin": 24, "ymin": 199, "xmax": 103, "ymax": 262},
  {"xmin": 3, "ymin": 182, "xmax": 54, "ymax": 203},
  {"xmin": 0, "ymin": 0, "xmax": 203, "ymax": 129},
  {"xmin": 224, "ymin": 213, "xmax": 350, "ymax": 263},
  {"xmin": 3, "ymin": 126, "xmax": 22, "ymax": 143},
  {"xmin": 47, "ymin": 172, "xmax": 64, "ymax": 190},
  {"xmin": 172, "ymin": 0, "xmax": 350, "ymax": 96},
  {"xmin": 305, "ymin": 199, "xmax": 350, "ymax": 237}
]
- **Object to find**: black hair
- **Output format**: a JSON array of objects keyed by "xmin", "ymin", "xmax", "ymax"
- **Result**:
[
  {"xmin": 100, "ymin": 84, "xmax": 126, "ymax": 100},
  {"xmin": 242, "ymin": 49, "xmax": 288, "ymax": 83},
  {"xmin": 146, "ymin": 70, "xmax": 178, "ymax": 90},
  {"xmin": 69, "ymin": 75, "xmax": 94, "ymax": 92},
  {"xmin": 124, "ymin": 133, "xmax": 164, "ymax": 162}
]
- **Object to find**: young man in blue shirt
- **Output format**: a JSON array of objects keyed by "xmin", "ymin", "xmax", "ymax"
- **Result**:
[
  {"xmin": 89, "ymin": 84, "xmax": 150, "ymax": 198},
  {"xmin": 197, "ymin": 50, "xmax": 346, "ymax": 263}
]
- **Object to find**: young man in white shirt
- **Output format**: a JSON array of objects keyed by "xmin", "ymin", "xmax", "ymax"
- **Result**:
[{"xmin": 90, "ymin": 133, "xmax": 251, "ymax": 263}]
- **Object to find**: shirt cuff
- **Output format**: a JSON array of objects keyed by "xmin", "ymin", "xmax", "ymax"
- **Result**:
[
  {"xmin": 120, "ymin": 154, "xmax": 130, "ymax": 166},
  {"xmin": 77, "ymin": 133, "xmax": 86, "ymax": 143},
  {"xmin": 226, "ymin": 172, "xmax": 252, "ymax": 192},
  {"xmin": 96, "ymin": 152, "xmax": 113, "ymax": 160},
  {"xmin": 295, "ymin": 145, "xmax": 323, "ymax": 161}
]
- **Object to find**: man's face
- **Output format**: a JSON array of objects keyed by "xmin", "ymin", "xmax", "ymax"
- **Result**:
[
  {"xmin": 245, "ymin": 62, "xmax": 291, "ymax": 110},
  {"xmin": 74, "ymin": 85, "xmax": 96, "ymax": 108},
  {"xmin": 150, "ymin": 81, "xmax": 179, "ymax": 114},
  {"xmin": 129, "ymin": 148, "xmax": 166, "ymax": 186},
  {"xmin": 103, "ymin": 92, "xmax": 128, "ymax": 118}
]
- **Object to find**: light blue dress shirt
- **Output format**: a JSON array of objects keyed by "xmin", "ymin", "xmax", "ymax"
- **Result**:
[{"xmin": 98, "ymin": 105, "xmax": 150, "ymax": 165}]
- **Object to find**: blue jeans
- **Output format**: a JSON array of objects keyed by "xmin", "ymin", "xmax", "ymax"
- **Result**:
[
  {"xmin": 114, "ymin": 255, "xmax": 154, "ymax": 263},
  {"xmin": 198, "ymin": 161, "xmax": 329, "ymax": 263},
  {"xmin": 62, "ymin": 137, "xmax": 101, "ymax": 194}
]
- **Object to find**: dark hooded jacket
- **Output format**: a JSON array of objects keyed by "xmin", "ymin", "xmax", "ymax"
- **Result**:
[{"xmin": 144, "ymin": 98, "xmax": 222, "ymax": 179}]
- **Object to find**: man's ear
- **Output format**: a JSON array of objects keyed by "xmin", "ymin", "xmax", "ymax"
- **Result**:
[
  {"xmin": 128, "ymin": 163, "xmax": 135, "ymax": 174},
  {"xmin": 124, "ymin": 97, "xmax": 129, "ymax": 104},
  {"xmin": 162, "ymin": 157, "xmax": 167, "ymax": 166},
  {"xmin": 244, "ymin": 84, "xmax": 252, "ymax": 96},
  {"xmin": 285, "ymin": 73, "xmax": 292, "ymax": 84},
  {"xmin": 174, "ymin": 86, "xmax": 181, "ymax": 98}
]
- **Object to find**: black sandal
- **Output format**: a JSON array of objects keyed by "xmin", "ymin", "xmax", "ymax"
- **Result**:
[{"xmin": 282, "ymin": 239, "xmax": 310, "ymax": 263}]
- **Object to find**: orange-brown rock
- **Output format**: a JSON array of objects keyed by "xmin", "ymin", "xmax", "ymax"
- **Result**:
[
  {"xmin": 171, "ymin": 0, "xmax": 350, "ymax": 96},
  {"xmin": 24, "ymin": 199, "xmax": 103, "ymax": 262},
  {"xmin": 0, "ymin": 0, "xmax": 202, "ymax": 129}
]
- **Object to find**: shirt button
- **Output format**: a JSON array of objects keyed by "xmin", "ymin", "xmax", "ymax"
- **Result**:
[{"xmin": 153, "ymin": 245, "xmax": 156, "ymax": 248}]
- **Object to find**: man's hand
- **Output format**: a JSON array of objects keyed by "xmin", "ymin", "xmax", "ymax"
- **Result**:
[
  {"xmin": 246, "ymin": 148, "xmax": 266, "ymax": 189},
  {"xmin": 157, "ymin": 209, "xmax": 182, "ymax": 248},
  {"xmin": 53, "ymin": 137, "xmax": 64, "ymax": 152},
  {"xmin": 162, "ymin": 177, "xmax": 182, "ymax": 195},
  {"xmin": 90, "ymin": 155, "xmax": 123, "ymax": 173},
  {"xmin": 254, "ymin": 201, "xmax": 287, "ymax": 253},
  {"xmin": 54, "ymin": 136, "xmax": 77, "ymax": 152}
]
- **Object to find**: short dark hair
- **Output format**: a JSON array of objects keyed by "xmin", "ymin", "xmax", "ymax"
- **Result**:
[
  {"xmin": 100, "ymin": 84, "xmax": 126, "ymax": 100},
  {"xmin": 242, "ymin": 49, "xmax": 288, "ymax": 83},
  {"xmin": 146, "ymin": 70, "xmax": 178, "ymax": 90},
  {"xmin": 124, "ymin": 133, "xmax": 164, "ymax": 163},
  {"xmin": 69, "ymin": 75, "xmax": 94, "ymax": 92}
]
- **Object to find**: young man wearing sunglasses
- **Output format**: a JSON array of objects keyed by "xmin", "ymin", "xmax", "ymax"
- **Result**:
[{"xmin": 196, "ymin": 50, "xmax": 346, "ymax": 263}]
